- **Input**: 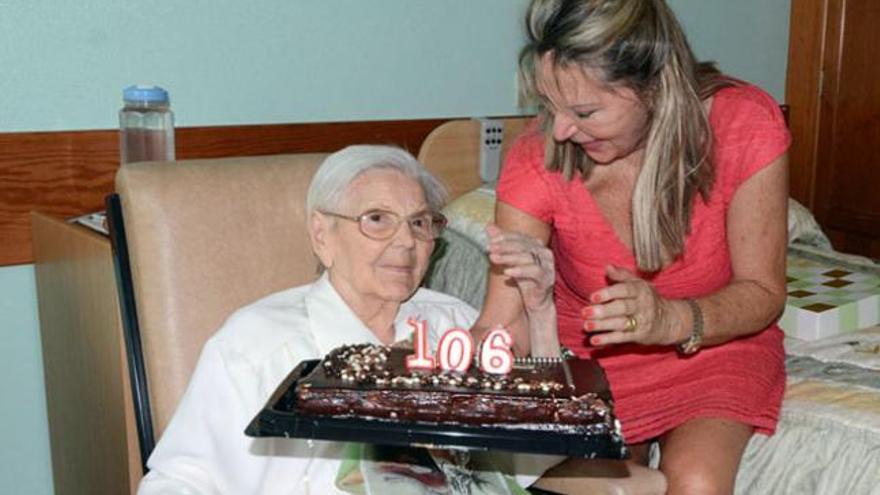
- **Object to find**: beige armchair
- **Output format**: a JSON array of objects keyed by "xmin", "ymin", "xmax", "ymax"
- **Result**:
[
  {"xmin": 108, "ymin": 153, "xmax": 329, "ymax": 472},
  {"xmin": 104, "ymin": 122, "xmax": 500, "ymax": 475},
  {"xmin": 106, "ymin": 120, "xmax": 518, "ymax": 472}
]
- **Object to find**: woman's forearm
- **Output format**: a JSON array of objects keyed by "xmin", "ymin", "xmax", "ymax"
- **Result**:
[
  {"xmin": 684, "ymin": 278, "xmax": 787, "ymax": 348},
  {"xmin": 691, "ymin": 155, "xmax": 789, "ymax": 347}
]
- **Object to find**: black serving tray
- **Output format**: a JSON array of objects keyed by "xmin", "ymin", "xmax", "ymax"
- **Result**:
[{"xmin": 245, "ymin": 360, "xmax": 627, "ymax": 459}]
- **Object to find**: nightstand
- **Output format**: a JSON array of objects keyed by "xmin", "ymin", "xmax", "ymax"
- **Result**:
[{"xmin": 31, "ymin": 212, "xmax": 140, "ymax": 495}]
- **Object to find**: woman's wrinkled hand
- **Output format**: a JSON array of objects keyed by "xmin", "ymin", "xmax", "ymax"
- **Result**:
[
  {"xmin": 582, "ymin": 265, "xmax": 684, "ymax": 347},
  {"xmin": 486, "ymin": 223, "xmax": 554, "ymax": 312}
]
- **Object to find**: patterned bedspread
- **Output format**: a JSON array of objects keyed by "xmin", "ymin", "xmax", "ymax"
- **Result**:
[{"xmin": 425, "ymin": 188, "xmax": 880, "ymax": 495}]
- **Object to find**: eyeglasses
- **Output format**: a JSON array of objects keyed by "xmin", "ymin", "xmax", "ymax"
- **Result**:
[{"xmin": 319, "ymin": 208, "xmax": 448, "ymax": 241}]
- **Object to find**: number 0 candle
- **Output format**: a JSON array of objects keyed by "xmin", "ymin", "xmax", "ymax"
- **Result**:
[{"xmin": 437, "ymin": 328, "xmax": 474, "ymax": 372}]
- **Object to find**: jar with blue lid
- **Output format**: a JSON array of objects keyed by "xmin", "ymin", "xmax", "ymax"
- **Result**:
[{"xmin": 119, "ymin": 85, "xmax": 175, "ymax": 164}]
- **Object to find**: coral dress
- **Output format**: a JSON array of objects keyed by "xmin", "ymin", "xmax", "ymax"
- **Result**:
[{"xmin": 497, "ymin": 84, "xmax": 791, "ymax": 444}]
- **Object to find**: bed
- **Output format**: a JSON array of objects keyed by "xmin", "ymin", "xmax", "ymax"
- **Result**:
[{"xmin": 417, "ymin": 118, "xmax": 880, "ymax": 495}]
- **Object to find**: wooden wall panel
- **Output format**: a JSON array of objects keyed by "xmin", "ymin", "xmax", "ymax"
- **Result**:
[
  {"xmin": 785, "ymin": 0, "xmax": 828, "ymax": 208},
  {"xmin": 1, "ymin": 119, "xmax": 447, "ymax": 267},
  {"xmin": 0, "ymin": 101, "xmax": 813, "ymax": 269},
  {"xmin": 792, "ymin": 0, "xmax": 880, "ymax": 258},
  {"xmin": 814, "ymin": 0, "xmax": 880, "ymax": 239}
]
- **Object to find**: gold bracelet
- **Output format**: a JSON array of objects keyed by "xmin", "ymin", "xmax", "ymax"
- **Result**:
[{"xmin": 676, "ymin": 298, "xmax": 704, "ymax": 355}]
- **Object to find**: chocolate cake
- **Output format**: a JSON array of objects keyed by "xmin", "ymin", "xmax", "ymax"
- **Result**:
[{"xmin": 295, "ymin": 343, "xmax": 619, "ymax": 436}]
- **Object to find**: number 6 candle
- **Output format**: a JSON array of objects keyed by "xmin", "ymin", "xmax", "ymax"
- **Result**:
[{"xmin": 480, "ymin": 327, "xmax": 514, "ymax": 374}]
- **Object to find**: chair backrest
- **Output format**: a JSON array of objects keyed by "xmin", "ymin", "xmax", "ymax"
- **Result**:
[
  {"xmin": 417, "ymin": 117, "xmax": 532, "ymax": 193},
  {"xmin": 114, "ymin": 153, "xmax": 328, "ymax": 444}
]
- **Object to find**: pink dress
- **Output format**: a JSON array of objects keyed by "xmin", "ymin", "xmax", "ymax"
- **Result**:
[{"xmin": 497, "ymin": 84, "xmax": 791, "ymax": 444}]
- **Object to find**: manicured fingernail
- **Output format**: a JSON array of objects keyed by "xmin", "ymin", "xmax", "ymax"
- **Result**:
[
  {"xmin": 591, "ymin": 293, "xmax": 602, "ymax": 304},
  {"xmin": 590, "ymin": 336, "xmax": 602, "ymax": 346},
  {"xmin": 581, "ymin": 306, "xmax": 594, "ymax": 318},
  {"xmin": 583, "ymin": 321, "xmax": 595, "ymax": 331}
]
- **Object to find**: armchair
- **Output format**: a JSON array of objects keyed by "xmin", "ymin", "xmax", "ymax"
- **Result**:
[{"xmin": 107, "ymin": 153, "xmax": 328, "ymax": 473}]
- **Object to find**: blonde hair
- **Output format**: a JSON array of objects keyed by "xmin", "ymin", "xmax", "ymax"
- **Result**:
[{"xmin": 519, "ymin": 0, "xmax": 733, "ymax": 271}]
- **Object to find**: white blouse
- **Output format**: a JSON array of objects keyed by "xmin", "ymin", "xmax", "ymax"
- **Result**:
[{"xmin": 138, "ymin": 274, "xmax": 558, "ymax": 494}]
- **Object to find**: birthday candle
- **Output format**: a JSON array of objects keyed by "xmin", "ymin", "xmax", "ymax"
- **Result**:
[
  {"xmin": 480, "ymin": 327, "xmax": 514, "ymax": 374},
  {"xmin": 437, "ymin": 328, "xmax": 474, "ymax": 373},
  {"xmin": 405, "ymin": 318, "xmax": 435, "ymax": 371}
]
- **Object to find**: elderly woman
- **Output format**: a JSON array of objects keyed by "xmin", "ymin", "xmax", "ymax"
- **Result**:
[
  {"xmin": 474, "ymin": 1, "xmax": 792, "ymax": 494},
  {"xmin": 138, "ymin": 145, "xmax": 557, "ymax": 494}
]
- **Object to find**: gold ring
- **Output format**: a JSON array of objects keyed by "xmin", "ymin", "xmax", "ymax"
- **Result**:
[{"xmin": 624, "ymin": 315, "xmax": 638, "ymax": 332}]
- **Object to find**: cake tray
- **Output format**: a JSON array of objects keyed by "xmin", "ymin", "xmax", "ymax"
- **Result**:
[{"xmin": 245, "ymin": 360, "xmax": 627, "ymax": 459}]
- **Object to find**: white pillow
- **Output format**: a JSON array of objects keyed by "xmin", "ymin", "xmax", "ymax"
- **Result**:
[{"xmin": 788, "ymin": 198, "xmax": 832, "ymax": 249}]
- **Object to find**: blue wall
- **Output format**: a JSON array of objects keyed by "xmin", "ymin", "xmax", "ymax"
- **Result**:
[
  {"xmin": 670, "ymin": 0, "xmax": 791, "ymax": 100},
  {"xmin": 0, "ymin": 1, "xmax": 790, "ymax": 492},
  {"xmin": 0, "ymin": 267, "xmax": 52, "ymax": 495},
  {"xmin": 2, "ymin": 0, "xmax": 527, "ymax": 132}
]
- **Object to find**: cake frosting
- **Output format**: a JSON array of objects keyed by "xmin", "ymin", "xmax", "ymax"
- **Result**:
[{"xmin": 295, "ymin": 343, "xmax": 619, "ymax": 436}]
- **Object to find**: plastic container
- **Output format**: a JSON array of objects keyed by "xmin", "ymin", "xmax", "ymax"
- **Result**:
[
  {"xmin": 245, "ymin": 360, "xmax": 627, "ymax": 459},
  {"xmin": 119, "ymin": 85, "xmax": 175, "ymax": 164}
]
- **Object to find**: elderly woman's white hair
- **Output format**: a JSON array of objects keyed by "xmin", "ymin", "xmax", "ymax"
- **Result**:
[{"xmin": 306, "ymin": 145, "xmax": 448, "ymax": 218}]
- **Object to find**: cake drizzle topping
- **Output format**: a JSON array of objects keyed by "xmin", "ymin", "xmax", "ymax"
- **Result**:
[{"xmin": 322, "ymin": 344, "xmax": 570, "ymax": 395}]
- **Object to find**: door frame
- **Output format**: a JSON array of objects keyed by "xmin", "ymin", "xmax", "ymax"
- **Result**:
[{"xmin": 785, "ymin": 0, "xmax": 832, "ymax": 211}]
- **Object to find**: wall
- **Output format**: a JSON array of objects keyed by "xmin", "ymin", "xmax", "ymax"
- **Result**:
[
  {"xmin": 0, "ymin": 267, "xmax": 51, "ymax": 494},
  {"xmin": 670, "ymin": 0, "xmax": 791, "ymax": 100},
  {"xmin": 0, "ymin": 1, "xmax": 790, "ymax": 492},
  {"xmin": 1, "ymin": 0, "xmax": 527, "ymax": 132}
]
